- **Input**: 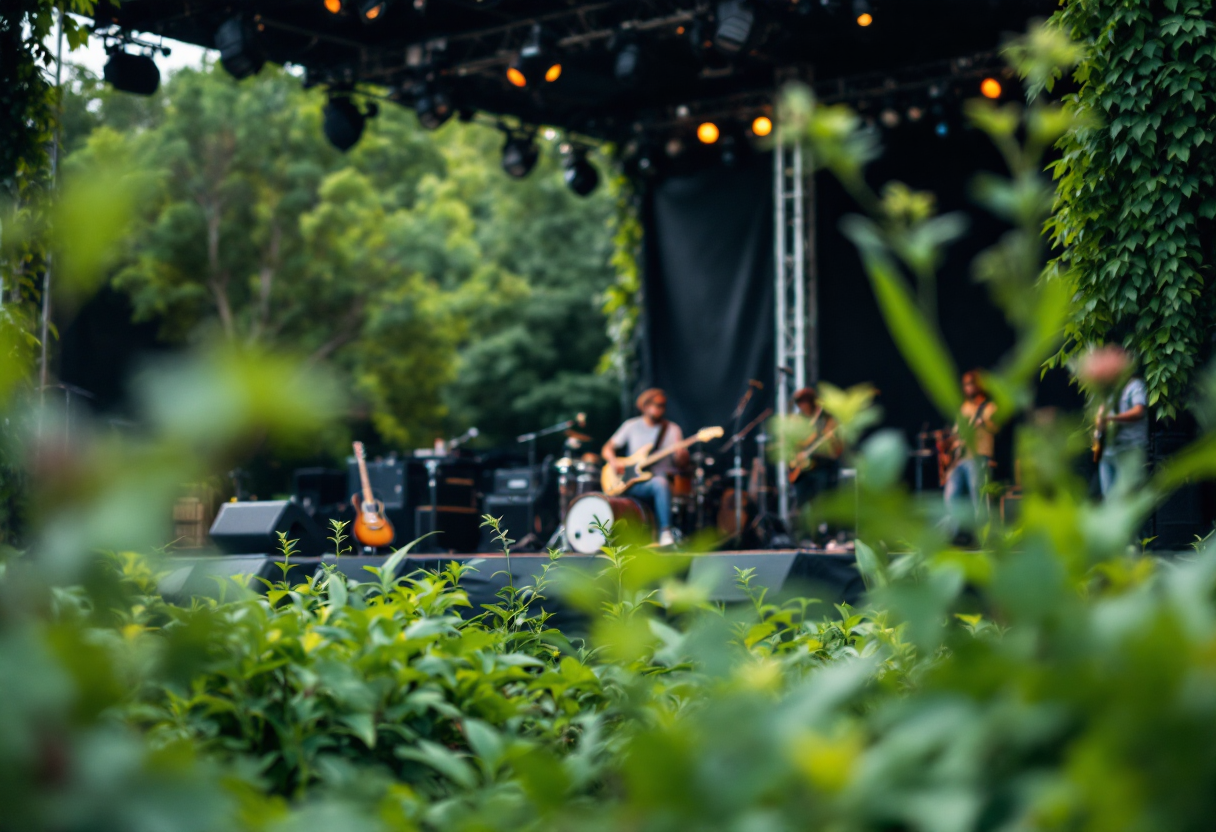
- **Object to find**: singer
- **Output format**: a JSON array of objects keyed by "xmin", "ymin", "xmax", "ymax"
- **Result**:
[{"xmin": 601, "ymin": 388, "xmax": 687, "ymax": 546}]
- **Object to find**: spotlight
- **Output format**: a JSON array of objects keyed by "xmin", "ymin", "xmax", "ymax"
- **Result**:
[
  {"xmin": 507, "ymin": 25, "xmax": 562, "ymax": 87},
  {"xmin": 323, "ymin": 95, "xmax": 366, "ymax": 151},
  {"xmin": 502, "ymin": 134, "xmax": 539, "ymax": 178},
  {"xmin": 324, "ymin": 0, "xmax": 342, "ymax": 12},
  {"xmin": 413, "ymin": 83, "xmax": 453, "ymax": 130},
  {"xmin": 720, "ymin": 135, "xmax": 738, "ymax": 167},
  {"xmin": 215, "ymin": 17, "xmax": 265, "ymax": 80},
  {"xmin": 907, "ymin": 105, "xmax": 924, "ymax": 122},
  {"xmin": 751, "ymin": 115, "xmax": 772, "ymax": 137},
  {"xmin": 931, "ymin": 104, "xmax": 948, "ymax": 138},
  {"xmin": 714, "ymin": 0, "xmax": 754, "ymax": 53},
  {"xmin": 697, "ymin": 122, "xmax": 720, "ymax": 144},
  {"xmin": 564, "ymin": 147, "xmax": 600, "ymax": 196},
  {"xmin": 103, "ymin": 51, "xmax": 160, "ymax": 95},
  {"xmin": 980, "ymin": 77, "xmax": 1002, "ymax": 99},
  {"xmin": 614, "ymin": 38, "xmax": 642, "ymax": 85},
  {"xmin": 359, "ymin": 0, "xmax": 388, "ymax": 21},
  {"xmin": 665, "ymin": 137, "xmax": 685, "ymax": 157},
  {"xmin": 853, "ymin": 0, "xmax": 873, "ymax": 26},
  {"xmin": 879, "ymin": 104, "xmax": 900, "ymax": 128}
]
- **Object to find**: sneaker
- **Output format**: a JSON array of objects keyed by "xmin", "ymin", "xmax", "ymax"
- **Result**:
[{"xmin": 658, "ymin": 529, "xmax": 675, "ymax": 547}]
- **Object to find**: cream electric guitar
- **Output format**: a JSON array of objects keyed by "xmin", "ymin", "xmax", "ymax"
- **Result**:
[{"xmin": 601, "ymin": 426, "xmax": 724, "ymax": 496}]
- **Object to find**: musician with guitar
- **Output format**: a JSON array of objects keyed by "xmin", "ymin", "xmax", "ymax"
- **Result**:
[
  {"xmin": 601, "ymin": 388, "xmax": 689, "ymax": 548},
  {"xmin": 940, "ymin": 370, "xmax": 998, "ymax": 528},
  {"xmin": 789, "ymin": 387, "xmax": 844, "ymax": 530}
]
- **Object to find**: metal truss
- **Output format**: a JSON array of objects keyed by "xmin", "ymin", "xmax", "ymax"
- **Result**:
[{"xmin": 773, "ymin": 136, "xmax": 807, "ymax": 527}]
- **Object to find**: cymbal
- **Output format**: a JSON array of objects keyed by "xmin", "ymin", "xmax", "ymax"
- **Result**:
[{"xmin": 565, "ymin": 429, "xmax": 593, "ymax": 443}]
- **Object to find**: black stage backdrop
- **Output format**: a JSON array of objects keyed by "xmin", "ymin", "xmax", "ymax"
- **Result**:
[
  {"xmin": 641, "ymin": 123, "xmax": 1083, "ymax": 480},
  {"xmin": 640, "ymin": 155, "xmax": 775, "ymax": 439}
]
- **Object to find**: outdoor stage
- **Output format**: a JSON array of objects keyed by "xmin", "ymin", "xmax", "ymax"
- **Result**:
[{"xmin": 160, "ymin": 549, "xmax": 866, "ymax": 626}]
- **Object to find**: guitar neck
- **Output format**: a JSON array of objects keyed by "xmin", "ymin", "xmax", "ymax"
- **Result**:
[
  {"xmin": 642, "ymin": 433, "xmax": 700, "ymax": 467},
  {"xmin": 354, "ymin": 443, "xmax": 374, "ymax": 505}
]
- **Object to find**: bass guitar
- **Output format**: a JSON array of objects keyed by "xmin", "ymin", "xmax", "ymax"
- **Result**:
[
  {"xmin": 351, "ymin": 441, "xmax": 395, "ymax": 548},
  {"xmin": 601, "ymin": 426, "xmax": 724, "ymax": 496},
  {"xmin": 788, "ymin": 424, "xmax": 842, "ymax": 484}
]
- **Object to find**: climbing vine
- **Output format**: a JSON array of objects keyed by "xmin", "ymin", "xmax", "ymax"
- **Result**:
[{"xmin": 1045, "ymin": 0, "xmax": 1216, "ymax": 417}]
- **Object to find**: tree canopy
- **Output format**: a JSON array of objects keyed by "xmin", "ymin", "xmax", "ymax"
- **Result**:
[{"xmin": 63, "ymin": 63, "xmax": 623, "ymax": 451}]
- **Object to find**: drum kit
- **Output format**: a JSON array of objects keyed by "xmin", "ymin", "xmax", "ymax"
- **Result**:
[{"xmin": 544, "ymin": 419, "xmax": 782, "ymax": 553}]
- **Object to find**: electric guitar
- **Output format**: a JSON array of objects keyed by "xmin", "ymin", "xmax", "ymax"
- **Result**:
[
  {"xmin": 1092, "ymin": 404, "xmax": 1107, "ymax": 462},
  {"xmin": 788, "ymin": 424, "xmax": 842, "ymax": 484},
  {"xmin": 601, "ymin": 426, "xmax": 724, "ymax": 496},
  {"xmin": 351, "ymin": 441, "xmax": 395, "ymax": 548}
]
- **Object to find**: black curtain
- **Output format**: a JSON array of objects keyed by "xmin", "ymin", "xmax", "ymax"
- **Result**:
[{"xmin": 640, "ymin": 155, "xmax": 775, "ymax": 438}]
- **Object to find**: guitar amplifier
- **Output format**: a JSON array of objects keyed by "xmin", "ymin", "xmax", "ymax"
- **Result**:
[
  {"xmin": 479, "ymin": 493, "xmax": 541, "ymax": 552},
  {"xmin": 493, "ymin": 466, "xmax": 545, "ymax": 495},
  {"xmin": 415, "ymin": 506, "xmax": 481, "ymax": 553}
]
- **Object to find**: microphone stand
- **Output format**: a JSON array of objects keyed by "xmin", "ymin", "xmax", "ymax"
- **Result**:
[
  {"xmin": 720, "ymin": 400, "xmax": 773, "ymax": 548},
  {"xmin": 516, "ymin": 417, "xmax": 580, "ymax": 550}
]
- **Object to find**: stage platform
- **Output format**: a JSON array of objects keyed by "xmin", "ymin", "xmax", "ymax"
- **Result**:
[{"xmin": 159, "ymin": 549, "xmax": 866, "ymax": 621}]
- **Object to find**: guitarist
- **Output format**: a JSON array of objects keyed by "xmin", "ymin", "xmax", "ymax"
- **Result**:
[
  {"xmin": 602, "ymin": 388, "xmax": 688, "ymax": 547},
  {"xmin": 791, "ymin": 386, "xmax": 843, "ymax": 508},
  {"xmin": 943, "ymin": 370, "xmax": 998, "ymax": 528}
]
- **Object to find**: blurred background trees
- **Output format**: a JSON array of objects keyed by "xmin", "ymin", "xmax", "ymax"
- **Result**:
[{"xmin": 57, "ymin": 62, "xmax": 623, "ymax": 475}]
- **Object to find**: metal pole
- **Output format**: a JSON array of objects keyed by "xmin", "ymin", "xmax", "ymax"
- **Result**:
[
  {"xmin": 792, "ymin": 141, "xmax": 806, "ymax": 393},
  {"xmin": 805, "ymin": 151, "xmax": 819, "ymax": 385},
  {"xmin": 40, "ymin": 2, "xmax": 66, "ymax": 405},
  {"xmin": 774, "ymin": 138, "xmax": 789, "ymax": 526}
]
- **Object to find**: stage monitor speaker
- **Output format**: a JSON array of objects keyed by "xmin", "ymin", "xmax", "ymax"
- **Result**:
[
  {"xmin": 415, "ymin": 506, "xmax": 481, "ymax": 553},
  {"xmin": 479, "ymin": 493, "xmax": 538, "ymax": 551},
  {"xmin": 209, "ymin": 500, "xmax": 326, "ymax": 556}
]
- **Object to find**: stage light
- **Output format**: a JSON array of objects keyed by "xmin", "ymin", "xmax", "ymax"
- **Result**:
[
  {"xmin": 751, "ymin": 115, "xmax": 772, "ymax": 137},
  {"xmin": 359, "ymin": 0, "xmax": 387, "ymax": 21},
  {"xmin": 907, "ymin": 105, "xmax": 924, "ymax": 122},
  {"xmin": 323, "ymin": 95, "xmax": 365, "ymax": 151},
  {"xmin": 564, "ymin": 147, "xmax": 599, "ymax": 196},
  {"xmin": 324, "ymin": 0, "xmax": 342, "ymax": 12},
  {"xmin": 614, "ymin": 39, "xmax": 642, "ymax": 84},
  {"xmin": 502, "ymin": 135, "xmax": 539, "ymax": 178},
  {"xmin": 413, "ymin": 83, "xmax": 453, "ymax": 130},
  {"xmin": 215, "ymin": 17, "xmax": 265, "ymax": 79},
  {"xmin": 720, "ymin": 135, "xmax": 738, "ymax": 167},
  {"xmin": 714, "ymin": 0, "xmax": 754, "ymax": 53},
  {"xmin": 507, "ymin": 25, "xmax": 562, "ymax": 87},
  {"xmin": 879, "ymin": 107, "xmax": 900, "ymax": 128},
  {"xmin": 697, "ymin": 122, "xmax": 720, "ymax": 144},
  {"xmin": 853, "ymin": 0, "xmax": 873, "ymax": 26},
  {"xmin": 103, "ymin": 51, "xmax": 160, "ymax": 95},
  {"xmin": 980, "ymin": 77, "xmax": 1002, "ymax": 99}
]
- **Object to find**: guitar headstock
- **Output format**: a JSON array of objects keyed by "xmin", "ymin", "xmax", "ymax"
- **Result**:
[
  {"xmin": 352, "ymin": 441, "xmax": 365, "ymax": 460},
  {"xmin": 697, "ymin": 426, "xmax": 725, "ymax": 442}
]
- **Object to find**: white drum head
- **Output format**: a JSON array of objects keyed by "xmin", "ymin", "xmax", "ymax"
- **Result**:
[{"xmin": 565, "ymin": 494, "xmax": 614, "ymax": 554}]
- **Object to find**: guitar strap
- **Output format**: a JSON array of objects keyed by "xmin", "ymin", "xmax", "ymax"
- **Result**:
[{"xmin": 652, "ymin": 419, "xmax": 670, "ymax": 457}]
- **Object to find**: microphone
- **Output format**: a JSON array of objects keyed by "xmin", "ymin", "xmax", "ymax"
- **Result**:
[{"xmin": 577, "ymin": 412, "xmax": 586, "ymax": 427}]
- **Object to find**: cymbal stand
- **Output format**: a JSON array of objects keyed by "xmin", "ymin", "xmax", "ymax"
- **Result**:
[
  {"xmin": 720, "ymin": 402, "xmax": 773, "ymax": 548},
  {"xmin": 516, "ymin": 417, "xmax": 579, "ymax": 551},
  {"xmin": 754, "ymin": 429, "xmax": 770, "ymax": 524}
]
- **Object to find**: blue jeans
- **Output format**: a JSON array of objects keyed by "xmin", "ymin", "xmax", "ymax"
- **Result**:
[
  {"xmin": 944, "ymin": 457, "xmax": 987, "ymax": 528},
  {"xmin": 1099, "ymin": 448, "xmax": 1145, "ymax": 497},
  {"xmin": 626, "ymin": 476, "xmax": 671, "ymax": 531}
]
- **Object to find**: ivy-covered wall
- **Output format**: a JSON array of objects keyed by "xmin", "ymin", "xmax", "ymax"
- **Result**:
[{"xmin": 1047, "ymin": 0, "xmax": 1216, "ymax": 417}]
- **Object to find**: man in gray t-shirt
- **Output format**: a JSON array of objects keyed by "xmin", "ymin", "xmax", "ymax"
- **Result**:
[
  {"xmin": 1099, "ymin": 376, "xmax": 1148, "ymax": 497},
  {"xmin": 602, "ymin": 388, "xmax": 688, "ymax": 545}
]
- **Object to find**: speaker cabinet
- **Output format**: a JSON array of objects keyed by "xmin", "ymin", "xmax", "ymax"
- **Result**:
[
  {"xmin": 209, "ymin": 500, "xmax": 326, "ymax": 556},
  {"xmin": 415, "ymin": 506, "xmax": 481, "ymax": 553}
]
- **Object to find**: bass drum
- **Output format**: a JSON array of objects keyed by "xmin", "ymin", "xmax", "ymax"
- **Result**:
[{"xmin": 565, "ymin": 493, "xmax": 652, "ymax": 554}]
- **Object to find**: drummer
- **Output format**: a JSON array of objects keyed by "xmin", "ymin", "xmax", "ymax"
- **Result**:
[{"xmin": 602, "ymin": 388, "xmax": 688, "ymax": 547}]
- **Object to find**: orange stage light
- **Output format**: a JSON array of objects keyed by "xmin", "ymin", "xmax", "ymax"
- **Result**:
[
  {"xmin": 752, "ymin": 116, "xmax": 773, "ymax": 137},
  {"xmin": 507, "ymin": 67, "xmax": 527, "ymax": 87},
  {"xmin": 545, "ymin": 63, "xmax": 562, "ymax": 82},
  {"xmin": 980, "ymin": 77, "xmax": 1002, "ymax": 99},
  {"xmin": 856, "ymin": 12, "xmax": 872, "ymax": 25},
  {"xmin": 697, "ymin": 122, "xmax": 720, "ymax": 144},
  {"xmin": 324, "ymin": 0, "xmax": 342, "ymax": 13}
]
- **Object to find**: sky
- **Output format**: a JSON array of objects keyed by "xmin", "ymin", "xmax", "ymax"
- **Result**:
[{"xmin": 54, "ymin": 18, "xmax": 214, "ymax": 79}]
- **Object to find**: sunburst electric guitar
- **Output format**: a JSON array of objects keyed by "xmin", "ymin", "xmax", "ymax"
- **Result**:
[
  {"xmin": 601, "ymin": 426, "xmax": 724, "ymax": 496},
  {"xmin": 351, "ymin": 441, "xmax": 395, "ymax": 548}
]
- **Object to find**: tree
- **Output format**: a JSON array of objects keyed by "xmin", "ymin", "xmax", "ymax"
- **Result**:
[{"xmin": 1046, "ymin": 0, "xmax": 1216, "ymax": 417}]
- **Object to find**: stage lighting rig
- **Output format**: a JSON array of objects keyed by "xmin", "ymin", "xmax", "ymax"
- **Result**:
[
  {"xmin": 103, "ymin": 50, "xmax": 161, "ymax": 95},
  {"xmin": 980, "ymin": 77, "xmax": 1002, "ymax": 99},
  {"xmin": 751, "ymin": 116, "xmax": 772, "ymax": 137},
  {"xmin": 563, "ymin": 146, "xmax": 599, "ymax": 196},
  {"xmin": 697, "ymin": 122, "xmax": 720, "ymax": 144},
  {"xmin": 216, "ymin": 17, "xmax": 265, "ymax": 79},
  {"xmin": 714, "ymin": 0, "xmax": 754, "ymax": 54},
  {"xmin": 501, "ymin": 133, "xmax": 539, "ymax": 178},
  {"xmin": 507, "ymin": 25, "xmax": 562, "ymax": 88},
  {"xmin": 324, "ymin": 93, "xmax": 375, "ymax": 151},
  {"xmin": 324, "ymin": 0, "xmax": 342, "ymax": 12},
  {"xmin": 413, "ymin": 82, "xmax": 454, "ymax": 130}
]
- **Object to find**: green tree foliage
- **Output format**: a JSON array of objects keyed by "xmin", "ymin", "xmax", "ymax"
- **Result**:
[
  {"xmin": 1046, "ymin": 0, "xmax": 1216, "ymax": 417},
  {"xmin": 64, "ymin": 63, "xmax": 620, "ymax": 449}
]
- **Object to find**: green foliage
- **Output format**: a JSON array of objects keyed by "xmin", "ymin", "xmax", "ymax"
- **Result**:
[
  {"xmin": 14, "ymin": 19, "xmax": 1216, "ymax": 832},
  {"xmin": 63, "ymin": 64, "xmax": 621, "ymax": 449},
  {"xmin": 1045, "ymin": 0, "xmax": 1216, "ymax": 417}
]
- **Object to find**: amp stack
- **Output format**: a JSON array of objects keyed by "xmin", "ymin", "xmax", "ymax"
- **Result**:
[
  {"xmin": 347, "ymin": 454, "xmax": 482, "ymax": 552},
  {"xmin": 480, "ymin": 458, "xmax": 557, "ymax": 552}
]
